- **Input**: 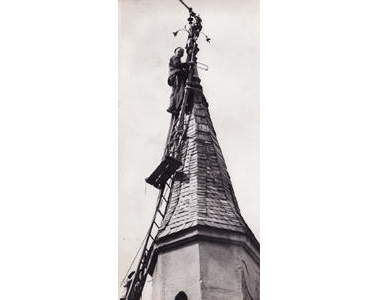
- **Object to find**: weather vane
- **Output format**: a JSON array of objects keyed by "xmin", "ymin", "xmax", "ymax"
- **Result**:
[
  {"xmin": 172, "ymin": 0, "xmax": 210, "ymax": 73},
  {"xmin": 173, "ymin": 0, "xmax": 211, "ymax": 44}
]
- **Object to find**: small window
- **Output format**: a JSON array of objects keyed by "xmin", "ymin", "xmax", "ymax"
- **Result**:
[{"xmin": 175, "ymin": 291, "xmax": 188, "ymax": 300}]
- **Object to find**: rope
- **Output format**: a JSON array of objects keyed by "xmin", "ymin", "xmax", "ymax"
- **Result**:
[
  {"xmin": 119, "ymin": 223, "xmax": 149, "ymax": 287},
  {"xmin": 120, "ymin": 179, "xmax": 153, "ymax": 288},
  {"xmin": 124, "ymin": 172, "xmax": 173, "ymax": 297}
]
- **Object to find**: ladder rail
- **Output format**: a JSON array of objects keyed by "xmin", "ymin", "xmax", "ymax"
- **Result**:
[
  {"xmin": 123, "ymin": 105, "xmax": 194, "ymax": 300},
  {"xmin": 123, "ymin": 177, "xmax": 173, "ymax": 300},
  {"xmin": 123, "ymin": 75, "xmax": 196, "ymax": 300},
  {"xmin": 123, "ymin": 28, "xmax": 199, "ymax": 300},
  {"xmin": 121, "ymin": 2, "xmax": 205, "ymax": 298},
  {"xmin": 123, "ymin": 111, "xmax": 183, "ymax": 299}
]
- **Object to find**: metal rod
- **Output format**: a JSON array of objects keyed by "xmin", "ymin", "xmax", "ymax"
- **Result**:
[
  {"xmin": 196, "ymin": 62, "xmax": 208, "ymax": 71},
  {"xmin": 178, "ymin": 0, "xmax": 191, "ymax": 11}
]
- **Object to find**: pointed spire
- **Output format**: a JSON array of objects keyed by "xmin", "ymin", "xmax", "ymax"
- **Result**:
[{"xmin": 157, "ymin": 89, "xmax": 257, "ymax": 245}]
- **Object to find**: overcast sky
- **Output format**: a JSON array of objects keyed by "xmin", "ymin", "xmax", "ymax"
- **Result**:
[{"xmin": 119, "ymin": 0, "xmax": 259, "ymax": 296}]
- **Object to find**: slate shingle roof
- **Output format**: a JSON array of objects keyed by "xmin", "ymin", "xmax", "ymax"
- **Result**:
[{"xmin": 157, "ymin": 89, "xmax": 254, "ymax": 240}]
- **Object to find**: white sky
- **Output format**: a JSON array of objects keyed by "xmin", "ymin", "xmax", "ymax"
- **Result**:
[{"xmin": 119, "ymin": 0, "xmax": 259, "ymax": 296}]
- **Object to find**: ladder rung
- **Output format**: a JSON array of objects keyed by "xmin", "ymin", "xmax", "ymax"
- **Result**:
[{"xmin": 157, "ymin": 209, "xmax": 164, "ymax": 217}]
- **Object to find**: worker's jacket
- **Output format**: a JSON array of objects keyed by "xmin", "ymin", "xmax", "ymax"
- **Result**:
[{"xmin": 168, "ymin": 56, "xmax": 189, "ymax": 86}]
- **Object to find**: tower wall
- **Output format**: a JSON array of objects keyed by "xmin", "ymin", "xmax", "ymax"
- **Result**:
[
  {"xmin": 199, "ymin": 241, "xmax": 259, "ymax": 300},
  {"xmin": 152, "ymin": 237, "xmax": 259, "ymax": 300},
  {"xmin": 152, "ymin": 242, "xmax": 202, "ymax": 300}
]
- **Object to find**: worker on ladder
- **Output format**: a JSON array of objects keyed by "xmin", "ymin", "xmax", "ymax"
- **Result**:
[{"xmin": 167, "ymin": 47, "xmax": 194, "ymax": 115}]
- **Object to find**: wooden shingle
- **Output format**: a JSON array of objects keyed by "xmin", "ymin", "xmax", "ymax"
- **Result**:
[{"xmin": 158, "ymin": 91, "xmax": 256, "ymax": 241}]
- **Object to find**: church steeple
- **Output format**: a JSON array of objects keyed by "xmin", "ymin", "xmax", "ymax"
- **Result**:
[
  {"xmin": 121, "ymin": 2, "xmax": 259, "ymax": 299},
  {"xmin": 150, "ymin": 66, "xmax": 260, "ymax": 300},
  {"xmin": 149, "ymin": 2, "xmax": 259, "ymax": 299},
  {"xmin": 157, "ymin": 88, "xmax": 258, "ymax": 246}
]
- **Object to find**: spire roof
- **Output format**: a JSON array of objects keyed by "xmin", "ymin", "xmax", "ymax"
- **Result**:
[{"xmin": 157, "ymin": 89, "xmax": 257, "ymax": 244}]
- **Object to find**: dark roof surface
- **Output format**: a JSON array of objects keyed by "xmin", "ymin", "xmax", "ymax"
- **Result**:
[{"xmin": 157, "ymin": 90, "xmax": 256, "ymax": 241}]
